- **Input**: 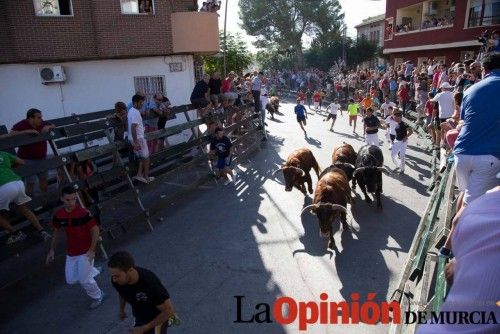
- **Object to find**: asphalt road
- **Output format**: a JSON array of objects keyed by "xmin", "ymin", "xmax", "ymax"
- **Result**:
[{"xmin": 0, "ymin": 101, "xmax": 431, "ymax": 333}]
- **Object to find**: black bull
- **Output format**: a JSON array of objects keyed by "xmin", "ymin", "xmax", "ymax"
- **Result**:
[{"xmin": 352, "ymin": 145, "xmax": 389, "ymax": 209}]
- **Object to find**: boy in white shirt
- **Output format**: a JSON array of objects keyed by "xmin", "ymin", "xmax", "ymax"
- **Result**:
[
  {"xmin": 384, "ymin": 107, "xmax": 398, "ymax": 150},
  {"xmin": 323, "ymin": 99, "xmax": 341, "ymax": 131}
]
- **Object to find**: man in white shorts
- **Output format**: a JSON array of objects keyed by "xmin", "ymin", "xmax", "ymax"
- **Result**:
[
  {"xmin": 128, "ymin": 94, "xmax": 154, "ymax": 184},
  {"xmin": 0, "ymin": 151, "xmax": 51, "ymax": 244},
  {"xmin": 363, "ymin": 108, "xmax": 381, "ymax": 146},
  {"xmin": 323, "ymin": 99, "xmax": 341, "ymax": 131},
  {"xmin": 46, "ymin": 185, "xmax": 105, "ymax": 309},
  {"xmin": 384, "ymin": 107, "xmax": 397, "ymax": 149}
]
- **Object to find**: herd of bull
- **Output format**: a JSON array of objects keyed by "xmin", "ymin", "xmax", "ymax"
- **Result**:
[{"xmin": 273, "ymin": 144, "xmax": 390, "ymax": 249}]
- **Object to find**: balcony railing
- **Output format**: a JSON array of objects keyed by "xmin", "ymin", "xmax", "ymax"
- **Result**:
[
  {"xmin": 171, "ymin": 12, "xmax": 220, "ymax": 55},
  {"xmin": 395, "ymin": 23, "xmax": 454, "ymax": 36}
]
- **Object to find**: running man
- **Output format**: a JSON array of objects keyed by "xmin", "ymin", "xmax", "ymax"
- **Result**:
[
  {"xmin": 347, "ymin": 99, "xmax": 359, "ymax": 134},
  {"xmin": 312, "ymin": 90, "xmax": 322, "ymax": 112},
  {"xmin": 323, "ymin": 99, "xmax": 341, "ymax": 131},
  {"xmin": 363, "ymin": 108, "xmax": 381, "ymax": 146},
  {"xmin": 391, "ymin": 112, "xmax": 413, "ymax": 173},
  {"xmin": 46, "ymin": 186, "xmax": 105, "ymax": 309},
  {"xmin": 108, "ymin": 251, "xmax": 176, "ymax": 334},
  {"xmin": 294, "ymin": 98, "xmax": 307, "ymax": 135}
]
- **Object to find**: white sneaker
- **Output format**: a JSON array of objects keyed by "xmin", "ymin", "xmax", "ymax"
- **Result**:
[
  {"xmin": 133, "ymin": 176, "xmax": 148, "ymax": 184},
  {"xmin": 146, "ymin": 176, "xmax": 155, "ymax": 183},
  {"xmin": 89, "ymin": 291, "xmax": 106, "ymax": 309}
]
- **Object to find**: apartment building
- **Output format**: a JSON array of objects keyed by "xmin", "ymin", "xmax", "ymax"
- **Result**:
[{"xmin": 0, "ymin": 0, "xmax": 219, "ymax": 130}]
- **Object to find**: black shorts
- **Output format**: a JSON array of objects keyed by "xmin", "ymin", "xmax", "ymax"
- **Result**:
[
  {"xmin": 434, "ymin": 117, "xmax": 448, "ymax": 130},
  {"xmin": 191, "ymin": 98, "xmax": 209, "ymax": 109},
  {"xmin": 326, "ymin": 114, "xmax": 337, "ymax": 121},
  {"xmin": 157, "ymin": 117, "xmax": 167, "ymax": 130},
  {"xmin": 297, "ymin": 116, "xmax": 306, "ymax": 123}
]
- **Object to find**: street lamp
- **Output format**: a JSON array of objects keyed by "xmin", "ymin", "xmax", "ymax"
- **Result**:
[{"xmin": 223, "ymin": 0, "xmax": 229, "ymax": 77}]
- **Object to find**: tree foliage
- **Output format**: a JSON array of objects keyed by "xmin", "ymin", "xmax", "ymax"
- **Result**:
[
  {"xmin": 239, "ymin": 0, "xmax": 343, "ymax": 68},
  {"xmin": 202, "ymin": 32, "xmax": 253, "ymax": 75},
  {"xmin": 305, "ymin": 36, "xmax": 379, "ymax": 71}
]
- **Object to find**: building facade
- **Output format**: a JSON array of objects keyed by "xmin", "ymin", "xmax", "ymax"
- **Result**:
[
  {"xmin": 355, "ymin": 14, "xmax": 386, "ymax": 69},
  {"xmin": 0, "ymin": 0, "xmax": 219, "ymax": 132},
  {"xmin": 383, "ymin": 0, "xmax": 500, "ymax": 67}
]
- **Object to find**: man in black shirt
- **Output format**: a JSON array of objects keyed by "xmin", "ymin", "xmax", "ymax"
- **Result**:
[
  {"xmin": 190, "ymin": 74, "xmax": 210, "ymax": 110},
  {"xmin": 363, "ymin": 107, "xmax": 381, "ymax": 146},
  {"xmin": 208, "ymin": 72, "xmax": 222, "ymax": 107},
  {"xmin": 209, "ymin": 127, "xmax": 235, "ymax": 185},
  {"xmin": 108, "ymin": 251, "xmax": 175, "ymax": 334},
  {"xmin": 391, "ymin": 112, "xmax": 413, "ymax": 173}
]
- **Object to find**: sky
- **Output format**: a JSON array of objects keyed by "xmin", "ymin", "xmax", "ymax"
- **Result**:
[{"xmin": 198, "ymin": 0, "xmax": 387, "ymax": 52}]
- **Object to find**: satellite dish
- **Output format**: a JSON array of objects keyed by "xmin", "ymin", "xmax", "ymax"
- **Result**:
[{"xmin": 40, "ymin": 68, "xmax": 54, "ymax": 81}]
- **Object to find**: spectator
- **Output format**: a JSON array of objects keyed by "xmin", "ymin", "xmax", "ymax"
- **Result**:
[
  {"xmin": 46, "ymin": 186, "xmax": 105, "ymax": 309},
  {"xmin": 260, "ymin": 93, "xmax": 269, "ymax": 126},
  {"xmin": 109, "ymin": 102, "xmax": 127, "ymax": 142},
  {"xmin": 419, "ymin": 186, "xmax": 500, "ymax": 334},
  {"xmin": 208, "ymin": 72, "xmax": 222, "ymax": 107},
  {"xmin": 389, "ymin": 76, "xmax": 398, "ymax": 102},
  {"xmin": 153, "ymin": 93, "xmax": 172, "ymax": 151},
  {"xmin": 0, "ymin": 151, "xmax": 51, "ymax": 244},
  {"xmin": 391, "ymin": 112, "xmax": 413, "ymax": 173},
  {"xmin": 128, "ymin": 94, "xmax": 154, "ymax": 184},
  {"xmin": 127, "ymin": 92, "xmax": 158, "ymax": 155},
  {"xmin": 190, "ymin": 74, "xmax": 211, "ymax": 115},
  {"xmin": 363, "ymin": 108, "xmax": 381, "ymax": 146},
  {"xmin": 209, "ymin": 127, "xmax": 235, "ymax": 185},
  {"xmin": 453, "ymin": 52, "xmax": 500, "ymax": 206},
  {"xmin": 437, "ymin": 63, "xmax": 449, "ymax": 88},
  {"xmin": 10, "ymin": 109, "xmax": 55, "ymax": 196},
  {"xmin": 397, "ymin": 82, "xmax": 410, "ymax": 115},
  {"xmin": 404, "ymin": 60, "xmax": 414, "ymax": 82},
  {"xmin": 312, "ymin": 90, "xmax": 322, "ymax": 112},
  {"xmin": 222, "ymin": 71, "xmax": 238, "ymax": 105},
  {"xmin": 424, "ymin": 93, "xmax": 436, "ymax": 145},
  {"xmin": 251, "ymin": 71, "xmax": 263, "ymax": 113},
  {"xmin": 108, "ymin": 251, "xmax": 177, "ymax": 334}
]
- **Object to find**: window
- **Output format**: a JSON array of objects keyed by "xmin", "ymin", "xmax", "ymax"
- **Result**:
[
  {"xmin": 467, "ymin": 0, "xmax": 500, "ymax": 27},
  {"xmin": 134, "ymin": 76, "xmax": 165, "ymax": 103},
  {"xmin": 34, "ymin": 0, "xmax": 73, "ymax": 16},
  {"xmin": 194, "ymin": 64, "xmax": 204, "ymax": 83},
  {"xmin": 121, "ymin": 0, "xmax": 155, "ymax": 15}
]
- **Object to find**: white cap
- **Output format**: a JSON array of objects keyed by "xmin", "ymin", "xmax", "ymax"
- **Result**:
[{"xmin": 440, "ymin": 82, "xmax": 453, "ymax": 89}]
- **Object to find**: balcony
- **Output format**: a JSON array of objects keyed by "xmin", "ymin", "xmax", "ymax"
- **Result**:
[
  {"xmin": 394, "ymin": 0, "xmax": 455, "ymax": 36},
  {"xmin": 171, "ymin": 12, "xmax": 220, "ymax": 55}
]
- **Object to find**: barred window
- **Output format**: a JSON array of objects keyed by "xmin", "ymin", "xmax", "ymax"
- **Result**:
[
  {"xmin": 194, "ymin": 64, "xmax": 204, "ymax": 83},
  {"xmin": 133, "ymin": 76, "xmax": 165, "ymax": 103}
]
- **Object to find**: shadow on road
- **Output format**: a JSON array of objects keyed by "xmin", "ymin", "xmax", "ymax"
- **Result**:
[{"xmin": 335, "ymin": 195, "xmax": 419, "ymax": 306}]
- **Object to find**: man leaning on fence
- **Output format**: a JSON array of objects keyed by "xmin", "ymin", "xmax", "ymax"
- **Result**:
[
  {"xmin": 453, "ymin": 52, "xmax": 500, "ymax": 207},
  {"xmin": 10, "ymin": 108, "xmax": 55, "ymax": 196}
]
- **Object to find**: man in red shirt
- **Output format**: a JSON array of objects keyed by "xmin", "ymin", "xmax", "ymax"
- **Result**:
[
  {"xmin": 46, "ymin": 186, "xmax": 105, "ymax": 309},
  {"xmin": 397, "ymin": 83, "xmax": 410, "ymax": 115},
  {"xmin": 10, "ymin": 109, "xmax": 55, "ymax": 196}
]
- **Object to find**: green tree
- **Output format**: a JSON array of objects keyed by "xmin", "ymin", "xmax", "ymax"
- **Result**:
[
  {"xmin": 239, "ymin": 0, "xmax": 344, "ymax": 68},
  {"xmin": 255, "ymin": 49, "xmax": 297, "ymax": 71},
  {"xmin": 202, "ymin": 32, "xmax": 253, "ymax": 75}
]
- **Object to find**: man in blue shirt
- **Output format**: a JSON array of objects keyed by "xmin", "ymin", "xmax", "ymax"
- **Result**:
[
  {"xmin": 294, "ymin": 98, "xmax": 307, "ymax": 135},
  {"xmin": 453, "ymin": 52, "xmax": 500, "ymax": 206}
]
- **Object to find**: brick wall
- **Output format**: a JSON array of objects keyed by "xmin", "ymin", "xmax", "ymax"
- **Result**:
[{"xmin": 0, "ymin": 0, "xmax": 197, "ymax": 64}]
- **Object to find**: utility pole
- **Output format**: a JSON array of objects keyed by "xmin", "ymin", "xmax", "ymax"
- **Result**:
[{"xmin": 223, "ymin": 0, "xmax": 229, "ymax": 77}]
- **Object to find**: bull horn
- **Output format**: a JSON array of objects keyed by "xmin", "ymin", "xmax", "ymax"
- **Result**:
[
  {"xmin": 335, "ymin": 162, "xmax": 355, "ymax": 169},
  {"xmin": 378, "ymin": 166, "xmax": 392, "ymax": 174},
  {"xmin": 290, "ymin": 166, "xmax": 305, "ymax": 176},
  {"xmin": 301, "ymin": 204, "xmax": 318, "ymax": 215},
  {"xmin": 318, "ymin": 203, "xmax": 348, "ymax": 213},
  {"xmin": 353, "ymin": 167, "xmax": 367, "ymax": 176},
  {"xmin": 272, "ymin": 167, "xmax": 284, "ymax": 176}
]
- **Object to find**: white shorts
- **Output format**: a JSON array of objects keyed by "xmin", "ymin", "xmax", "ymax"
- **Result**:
[
  {"xmin": 65, "ymin": 254, "xmax": 102, "ymax": 299},
  {"xmin": 0, "ymin": 180, "xmax": 31, "ymax": 211},
  {"xmin": 455, "ymin": 154, "xmax": 500, "ymax": 205},
  {"xmin": 365, "ymin": 133, "xmax": 379, "ymax": 146},
  {"xmin": 131, "ymin": 138, "xmax": 149, "ymax": 159}
]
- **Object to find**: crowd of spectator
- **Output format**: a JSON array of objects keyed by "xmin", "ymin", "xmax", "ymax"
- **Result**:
[
  {"xmin": 395, "ymin": 15, "xmax": 455, "ymax": 34},
  {"xmin": 200, "ymin": 0, "xmax": 221, "ymax": 13}
]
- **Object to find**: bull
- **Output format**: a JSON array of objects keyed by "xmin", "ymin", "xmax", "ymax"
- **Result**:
[
  {"xmin": 320, "ymin": 142, "xmax": 357, "ymax": 182},
  {"xmin": 302, "ymin": 168, "xmax": 351, "ymax": 249},
  {"xmin": 352, "ymin": 145, "xmax": 389, "ymax": 209},
  {"xmin": 273, "ymin": 148, "xmax": 321, "ymax": 195}
]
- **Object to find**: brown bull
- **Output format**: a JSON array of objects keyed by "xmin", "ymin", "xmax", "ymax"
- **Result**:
[
  {"xmin": 302, "ymin": 168, "xmax": 351, "ymax": 249},
  {"xmin": 273, "ymin": 148, "xmax": 321, "ymax": 195},
  {"xmin": 320, "ymin": 142, "xmax": 357, "ymax": 182}
]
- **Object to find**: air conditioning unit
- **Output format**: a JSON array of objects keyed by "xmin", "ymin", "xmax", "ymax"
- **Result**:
[{"xmin": 39, "ymin": 65, "xmax": 66, "ymax": 84}]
